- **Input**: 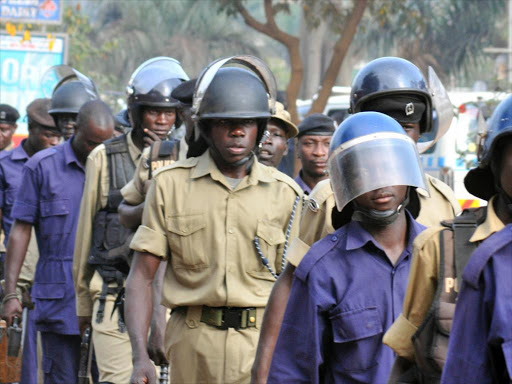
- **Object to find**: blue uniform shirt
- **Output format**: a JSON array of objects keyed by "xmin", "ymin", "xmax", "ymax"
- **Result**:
[
  {"xmin": 294, "ymin": 170, "xmax": 312, "ymax": 195},
  {"xmin": 442, "ymin": 225, "xmax": 512, "ymax": 384},
  {"xmin": 0, "ymin": 140, "xmax": 29, "ymax": 242},
  {"xmin": 268, "ymin": 210, "xmax": 425, "ymax": 384},
  {"xmin": 11, "ymin": 138, "xmax": 85, "ymax": 335}
]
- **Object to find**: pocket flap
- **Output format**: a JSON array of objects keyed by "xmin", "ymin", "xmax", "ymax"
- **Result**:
[
  {"xmin": 32, "ymin": 283, "xmax": 66, "ymax": 299},
  {"xmin": 256, "ymin": 221, "xmax": 286, "ymax": 246},
  {"xmin": 331, "ymin": 307, "xmax": 382, "ymax": 343},
  {"xmin": 40, "ymin": 199, "xmax": 70, "ymax": 217},
  {"xmin": 167, "ymin": 213, "xmax": 205, "ymax": 236}
]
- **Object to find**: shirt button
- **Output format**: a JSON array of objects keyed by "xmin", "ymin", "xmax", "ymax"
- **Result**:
[
  {"xmin": 366, "ymin": 322, "xmax": 373, "ymax": 329},
  {"xmin": 228, "ymin": 228, "xmax": 234, "ymax": 234},
  {"xmin": 331, "ymin": 235, "xmax": 338, "ymax": 242}
]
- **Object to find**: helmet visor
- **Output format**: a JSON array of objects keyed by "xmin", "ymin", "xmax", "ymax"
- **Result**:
[
  {"xmin": 328, "ymin": 132, "xmax": 429, "ymax": 212},
  {"xmin": 41, "ymin": 65, "xmax": 98, "ymax": 99},
  {"xmin": 127, "ymin": 57, "xmax": 189, "ymax": 96}
]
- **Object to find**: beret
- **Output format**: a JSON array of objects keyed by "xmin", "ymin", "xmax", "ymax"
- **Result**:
[
  {"xmin": 26, "ymin": 98, "xmax": 57, "ymax": 129},
  {"xmin": 0, "ymin": 104, "xmax": 20, "ymax": 125},
  {"xmin": 171, "ymin": 78, "xmax": 197, "ymax": 107},
  {"xmin": 297, "ymin": 113, "xmax": 336, "ymax": 137},
  {"xmin": 361, "ymin": 95, "xmax": 426, "ymax": 124}
]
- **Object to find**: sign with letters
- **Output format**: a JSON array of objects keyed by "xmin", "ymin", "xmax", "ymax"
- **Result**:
[
  {"xmin": 1, "ymin": 0, "xmax": 62, "ymax": 24},
  {"xmin": 0, "ymin": 32, "xmax": 67, "ymax": 138}
]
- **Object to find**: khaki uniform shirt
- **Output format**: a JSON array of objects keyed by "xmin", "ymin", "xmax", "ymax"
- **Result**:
[
  {"xmin": 130, "ymin": 150, "xmax": 303, "ymax": 309},
  {"xmin": 287, "ymin": 174, "xmax": 461, "ymax": 267},
  {"xmin": 383, "ymin": 195, "xmax": 504, "ymax": 360},
  {"xmin": 121, "ymin": 137, "xmax": 186, "ymax": 206},
  {"xmin": 73, "ymin": 132, "xmax": 141, "ymax": 317}
]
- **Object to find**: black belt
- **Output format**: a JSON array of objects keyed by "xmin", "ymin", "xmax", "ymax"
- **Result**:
[{"xmin": 200, "ymin": 306, "xmax": 257, "ymax": 330}]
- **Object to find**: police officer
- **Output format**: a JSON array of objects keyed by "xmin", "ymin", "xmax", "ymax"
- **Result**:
[
  {"xmin": 2, "ymin": 100, "xmax": 114, "ymax": 383},
  {"xmin": 49, "ymin": 80, "xmax": 99, "ymax": 140},
  {"xmin": 258, "ymin": 101, "xmax": 298, "ymax": 168},
  {"xmin": 442, "ymin": 226, "xmax": 512, "ymax": 383},
  {"xmin": 0, "ymin": 104, "xmax": 20, "ymax": 152},
  {"xmin": 384, "ymin": 94, "xmax": 512, "ymax": 382},
  {"xmin": 125, "ymin": 56, "xmax": 302, "ymax": 384},
  {"xmin": 72, "ymin": 57, "xmax": 188, "ymax": 382},
  {"xmin": 252, "ymin": 57, "xmax": 460, "ymax": 383},
  {"xmin": 294, "ymin": 113, "xmax": 335, "ymax": 194},
  {"xmin": 268, "ymin": 112, "xmax": 428, "ymax": 382},
  {"xmin": 0, "ymin": 98, "xmax": 60, "ymax": 383}
]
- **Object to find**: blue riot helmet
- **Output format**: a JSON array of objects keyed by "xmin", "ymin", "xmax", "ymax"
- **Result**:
[
  {"xmin": 350, "ymin": 57, "xmax": 453, "ymax": 153},
  {"xmin": 126, "ymin": 57, "xmax": 189, "ymax": 131},
  {"xmin": 464, "ymin": 94, "xmax": 512, "ymax": 200},
  {"xmin": 328, "ymin": 112, "xmax": 429, "ymax": 224}
]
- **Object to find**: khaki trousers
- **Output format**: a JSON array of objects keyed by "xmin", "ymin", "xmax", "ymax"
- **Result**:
[
  {"xmin": 90, "ymin": 271, "xmax": 132, "ymax": 384},
  {"xmin": 165, "ymin": 306, "xmax": 264, "ymax": 384}
]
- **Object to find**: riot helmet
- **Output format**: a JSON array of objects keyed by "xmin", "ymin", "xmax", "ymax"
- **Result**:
[
  {"xmin": 350, "ymin": 57, "xmax": 453, "ymax": 153},
  {"xmin": 191, "ymin": 55, "xmax": 277, "ymax": 166},
  {"xmin": 464, "ymin": 94, "xmax": 512, "ymax": 201},
  {"xmin": 328, "ymin": 112, "xmax": 428, "ymax": 224},
  {"xmin": 49, "ymin": 81, "xmax": 98, "ymax": 116},
  {"xmin": 126, "ymin": 57, "xmax": 189, "ymax": 131}
]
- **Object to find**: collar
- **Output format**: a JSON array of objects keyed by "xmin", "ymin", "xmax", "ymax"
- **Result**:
[
  {"xmin": 470, "ymin": 195, "xmax": 505, "ymax": 242},
  {"xmin": 63, "ymin": 137, "xmax": 84, "ymax": 170},
  {"xmin": 191, "ymin": 150, "xmax": 274, "ymax": 188},
  {"xmin": 127, "ymin": 131, "xmax": 142, "ymax": 163},
  {"xmin": 294, "ymin": 170, "xmax": 312, "ymax": 195},
  {"xmin": 11, "ymin": 139, "xmax": 29, "ymax": 161},
  {"xmin": 345, "ymin": 209, "xmax": 424, "ymax": 253}
]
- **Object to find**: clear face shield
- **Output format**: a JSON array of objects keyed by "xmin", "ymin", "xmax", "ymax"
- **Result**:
[
  {"xmin": 328, "ymin": 132, "xmax": 429, "ymax": 212},
  {"xmin": 41, "ymin": 65, "xmax": 98, "ymax": 99},
  {"xmin": 126, "ymin": 57, "xmax": 189, "ymax": 97}
]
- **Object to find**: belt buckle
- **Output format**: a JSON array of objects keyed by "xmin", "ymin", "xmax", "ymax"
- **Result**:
[{"xmin": 221, "ymin": 307, "xmax": 242, "ymax": 330}]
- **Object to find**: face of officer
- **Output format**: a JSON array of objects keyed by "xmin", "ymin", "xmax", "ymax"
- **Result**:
[
  {"xmin": 0, "ymin": 123, "xmax": 16, "ymax": 150},
  {"xmin": 400, "ymin": 122, "xmax": 421, "ymax": 143},
  {"xmin": 258, "ymin": 120, "xmax": 288, "ymax": 168},
  {"xmin": 297, "ymin": 135, "xmax": 331, "ymax": 178},
  {"xmin": 142, "ymin": 107, "xmax": 176, "ymax": 141},
  {"xmin": 27, "ymin": 123, "xmax": 62, "ymax": 153},
  {"xmin": 208, "ymin": 119, "xmax": 258, "ymax": 166},
  {"xmin": 55, "ymin": 113, "xmax": 78, "ymax": 141},
  {"xmin": 353, "ymin": 185, "xmax": 408, "ymax": 212}
]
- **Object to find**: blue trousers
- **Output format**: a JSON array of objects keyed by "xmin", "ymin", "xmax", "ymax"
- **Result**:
[
  {"xmin": 40, "ymin": 332, "xmax": 81, "ymax": 384},
  {"xmin": 20, "ymin": 309, "xmax": 38, "ymax": 384}
]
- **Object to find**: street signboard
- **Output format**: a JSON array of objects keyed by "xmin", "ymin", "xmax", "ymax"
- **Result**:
[
  {"xmin": 0, "ymin": 32, "xmax": 67, "ymax": 142},
  {"xmin": 1, "ymin": 0, "xmax": 62, "ymax": 25}
]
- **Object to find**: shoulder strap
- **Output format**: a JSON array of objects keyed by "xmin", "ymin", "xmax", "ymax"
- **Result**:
[
  {"xmin": 451, "ymin": 207, "xmax": 487, "ymax": 289},
  {"xmin": 148, "ymin": 141, "xmax": 161, "ymax": 181}
]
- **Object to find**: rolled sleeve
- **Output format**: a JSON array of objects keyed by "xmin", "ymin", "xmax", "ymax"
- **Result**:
[
  {"xmin": 120, "ymin": 179, "xmax": 144, "ymax": 206},
  {"xmin": 130, "ymin": 174, "xmax": 169, "ymax": 259},
  {"xmin": 286, "ymin": 237, "xmax": 310, "ymax": 267},
  {"xmin": 383, "ymin": 314, "xmax": 417, "ymax": 360}
]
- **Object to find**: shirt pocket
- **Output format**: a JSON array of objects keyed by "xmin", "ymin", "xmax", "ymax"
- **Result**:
[
  {"xmin": 330, "ymin": 306, "xmax": 383, "ymax": 372},
  {"xmin": 166, "ymin": 213, "xmax": 208, "ymax": 269},
  {"xmin": 4, "ymin": 187, "xmax": 17, "ymax": 206},
  {"xmin": 39, "ymin": 199, "xmax": 71, "ymax": 237},
  {"xmin": 248, "ymin": 220, "xmax": 286, "ymax": 279}
]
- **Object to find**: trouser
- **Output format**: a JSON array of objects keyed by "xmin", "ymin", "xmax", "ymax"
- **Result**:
[
  {"xmin": 20, "ymin": 308, "xmax": 38, "ymax": 384},
  {"xmin": 166, "ymin": 306, "xmax": 264, "ymax": 384},
  {"xmin": 40, "ymin": 332, "xmax": 81, "ymax": 384},
  {"xmin": 89, "ymin": 270, "xmax": 132, "ymax": 383}
]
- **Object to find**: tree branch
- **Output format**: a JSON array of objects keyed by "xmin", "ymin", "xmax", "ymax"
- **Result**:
[{"xmin": 309, "ymin": 0, "xmax": 368, "ymax": 115}]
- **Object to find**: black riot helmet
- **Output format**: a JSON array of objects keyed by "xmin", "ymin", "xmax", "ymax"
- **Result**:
[
  {"xmin": 350, "ymin": 57, "xmax": 433, "ymax": 134},
  {"xmin": 49, "ymin": 81, "xmax": 98, "ymax": 117},
  {"xmin": 126, "ymin": 57, "xmax": 189, "ymax": 131},
  {"xmin": 464, "ymin": 94, "xmax": 512, "ymax": 201},
  {"xmin": 192, "ymin": 55, "xmax": 276, "ymax": 143}
]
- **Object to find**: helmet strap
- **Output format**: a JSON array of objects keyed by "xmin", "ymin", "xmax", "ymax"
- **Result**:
[{"xmin": 351, "ymin": 188, "xmax": 410, "ymax": 227}]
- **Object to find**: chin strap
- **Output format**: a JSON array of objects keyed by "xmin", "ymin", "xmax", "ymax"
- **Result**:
[{"xmin": 351, "ymin": 188, "xmax": 410, "ymax": 227}]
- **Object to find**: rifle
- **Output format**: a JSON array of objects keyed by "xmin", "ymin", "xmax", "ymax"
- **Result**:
[{"xmin": 78, "ymin": 327, "xmax": 93, "ymax": 384}]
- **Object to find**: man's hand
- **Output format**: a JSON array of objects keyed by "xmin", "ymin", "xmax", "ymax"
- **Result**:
[
  {"xmin": 143, "ymin": 129, "xmax": 161, "ymax": 148},
  {"xmin": 78, "ymin": 316, "xmax": 92, "ymax": 337},
  {"xmin": 1, "ymin": 296, "xmax": 22, "ymax": 326},
  {"xmin": 147, "ymin": 321, "xmax": 168, "ymax": 366},
  {"xmin": 130, "ymin": 356, "xmax": 158, "ymax": 384}
]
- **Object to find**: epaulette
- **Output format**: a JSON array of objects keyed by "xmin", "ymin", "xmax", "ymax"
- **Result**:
[
  {"xmin": 305, "ymin": 179, "xmax": 333, "ymax": 213},
  {"xmin": 270, "ymin": 169, "xmax": 303, "ymax": 197},
  {"xmin": 463, "ymin": 225, "xmax": 512, "ymax": 289},
  {"xmin": 25, "ymin": 146, "xmax": 58, "ymax": 170},
  {"xmin": 295, "ymin": 232, "xmax": 343, "ymax": 282},
  {"xmin": 426, "ymin": 174, "xmax": 460, "ymax": 213},
  {"xmin": 152, "ymin": 156, "xmax": 199, "ymax": 178}
]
